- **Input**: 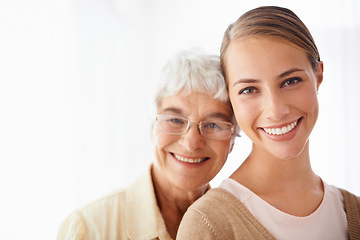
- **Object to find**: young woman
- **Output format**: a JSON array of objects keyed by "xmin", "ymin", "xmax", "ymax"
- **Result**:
[
  {"xmin": 177, "ymin": 6, "xmax": 360, "ymax": 240},
  {"xmin": 57, "ymin": 49, "xmax": 238, "ymax": 239}
]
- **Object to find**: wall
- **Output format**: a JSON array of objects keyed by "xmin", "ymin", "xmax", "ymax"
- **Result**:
[{"xmin": 0, "ymin": 0, "xmax": 359, "ymax": 239}]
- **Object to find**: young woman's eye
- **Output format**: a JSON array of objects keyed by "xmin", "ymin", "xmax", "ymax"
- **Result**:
[
  {"xmin": 282, "ymin": 77, "xmax": 302, "ymax": 87},
  {"xmin": 239, "ymin": 87, "xmax": 257, "ymax": 95}
]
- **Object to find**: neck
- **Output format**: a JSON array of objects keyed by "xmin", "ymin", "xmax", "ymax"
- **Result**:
[
  {"xmin": 233, "ymin": 142, "xmax": 314, "ymax": 186},
  {"xmin": 231, "ymin": 142, "xmax": 323, "ymax": 216},
  {"xmin": 151, "ymin": 166, "xmax": 208, "ymax": 238}
]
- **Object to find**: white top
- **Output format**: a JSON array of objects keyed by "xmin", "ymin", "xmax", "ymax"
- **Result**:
[{"xmin": 220, "ymin": 178, "xmax": 348, "ymax": 240}]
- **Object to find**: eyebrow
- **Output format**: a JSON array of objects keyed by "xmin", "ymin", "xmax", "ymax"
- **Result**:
[
  {"xmin": 232, "ymin": 68, "xmax": 305, "ymax": 87},
  {"xmin": 206, "ymin": 112, "xmax": 232, "ymax": 121},
  {"xmin": 161, "ymin": 107, "xmax": 183, "ymax": 115},
  {"xmin": 161, "ymin": 108, "xmax": 231, "ymax": 121},
  {"xmin": 232, "ymin": 78, "xmax": 259, "ymax": 87},
  {"xmin": 278, "ymin": 68, "xmax": 305, "ymax": 78}
]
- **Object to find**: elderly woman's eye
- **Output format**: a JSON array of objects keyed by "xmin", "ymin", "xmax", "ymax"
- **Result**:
[
  {"xmin": 208, "ymin": 122, "xmax": 221, "ymax": 129},
  {"xmin": 168, "ymin": 118, "xmax": 185, "ymax": 125}
]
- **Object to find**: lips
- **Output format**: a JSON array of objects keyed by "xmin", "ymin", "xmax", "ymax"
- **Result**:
[
  {"xmin": 172, "ymin": 153, "xmax": 209, "ymax": 163},
  {"xmin": 262, "ymin": 118, "xmax": 300, "ymax": 136}
]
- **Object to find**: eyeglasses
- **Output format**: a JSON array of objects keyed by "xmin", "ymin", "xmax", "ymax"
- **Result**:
[{"xmin": 155, "ymin": 114, "xmax": 235, "ymax": 140}]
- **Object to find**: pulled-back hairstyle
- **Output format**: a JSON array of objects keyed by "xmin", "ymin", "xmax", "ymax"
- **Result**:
[
  {"xmin": 154, "ymin": 49, "xmax": 229, "ymax": 107},
  {"xmin": 220, "ymin": 6, "xmax": 320, "ymax": 80}
]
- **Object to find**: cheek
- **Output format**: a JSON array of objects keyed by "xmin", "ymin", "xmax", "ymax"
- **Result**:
[
  {"xmin": 304, "ymin": 95, "xmax": 319, "ymax": 121},
  {"xmin": 220, "ymin": 140, "xmax": 232, "ymax": 156},
  {"xmin": 154, "ymin": 132, "xmax": 175, "ymax": 154},
  {"xmin": 208, "ymin": 139, "xmax": 230, "ymax": 155},
  {"xmin": 210, "ymin": 141, "xmax": 231, "ymax": 170},
  {"xmin": 154, "ymin": 133, "xmax": 178, "ymax": 167},
  {"xmin": 298, "ymin": 89, "xmax": 319, "ymax": 115},
  {"xmin": 154, "ymin": 133, "xmax": 167, "ymax": 154},
  {"xmin": 231, "ymin": 98, "xmax": 257, "ymax": 129}
]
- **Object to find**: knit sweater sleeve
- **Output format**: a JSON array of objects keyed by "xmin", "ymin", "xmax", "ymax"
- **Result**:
[
  {"xmin": 177, "ymin": 207, "xmax": 220, "ymax": 240},
  {"xmin": 340, "ymin": 188, "xmax": 360, "ymax": 239},
  {"xmin": 177, "ymin": 188, "xmax": 276, "ymax": 240}
]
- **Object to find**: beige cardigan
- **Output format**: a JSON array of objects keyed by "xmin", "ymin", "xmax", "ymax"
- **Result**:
[
  {"xmin": 57, "ymin": 165, "xmax": 172, "ymax": 240},
  {"xmin": 177, "ymin": 188, "xmax": 360, "ymax": 240}
]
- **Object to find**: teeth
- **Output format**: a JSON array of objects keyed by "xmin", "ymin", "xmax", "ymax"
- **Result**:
[
  {"xmin": 173, "ymin": 154, "xmax": 205, "ymax": 163},
  {"xmin": 263, "ymin": 120, "xmax": 298, "ymax": 135}
]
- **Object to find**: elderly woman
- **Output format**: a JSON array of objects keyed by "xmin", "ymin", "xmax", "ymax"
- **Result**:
[{"xmin": 57, "ymin": 49, "xmax": 238, "ymax": 239}]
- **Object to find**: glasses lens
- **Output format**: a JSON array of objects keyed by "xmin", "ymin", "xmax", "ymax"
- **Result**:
[
  {"xmin": 156, "ymin": 115, "xmax": 189, "ymax": 135},
  {"xmin": 200, "ymin": 121, "xmax": 233, "ymax": 140}
]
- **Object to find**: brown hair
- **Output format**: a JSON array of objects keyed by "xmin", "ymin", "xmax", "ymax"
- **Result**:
[{"xmin": 220, "ymin": 6, "xmax": 320, "ymax": 80}]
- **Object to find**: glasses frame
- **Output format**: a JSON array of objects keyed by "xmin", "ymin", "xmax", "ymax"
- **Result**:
[{"xmin": 155, "ymin": 114, "xmax": 235, "ymax": 140}]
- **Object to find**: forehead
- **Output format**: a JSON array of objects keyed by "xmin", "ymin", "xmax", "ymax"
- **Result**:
[
  {"xmin": 226, "ymin": 37, "xmax": 311, "ymax": 80},
  {"xmin": 157, "ymin": 92, "xmax": 232, "ymax": 120}
]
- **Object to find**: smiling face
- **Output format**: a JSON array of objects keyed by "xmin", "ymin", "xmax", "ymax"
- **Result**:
[
  {"xmin": 153, "ymin": 91, "xmax": 234, "ymax": 191},
  {"xmin": 225, "ymin": 37, "xmax": 323, "ymax": 160}
]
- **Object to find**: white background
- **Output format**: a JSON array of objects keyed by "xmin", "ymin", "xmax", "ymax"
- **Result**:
[{"xmin": 0, "ymin": 0, "xmax": 359, "ymax": 239}]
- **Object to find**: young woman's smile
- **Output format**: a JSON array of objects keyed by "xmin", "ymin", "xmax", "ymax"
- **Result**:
[
  {"xmin": 260, "ymin": 117, "xmax": 302, "ymax": 142},
  {"xmin": 226, "ymin": 37, "xmax": 323, "ymax": 160}
]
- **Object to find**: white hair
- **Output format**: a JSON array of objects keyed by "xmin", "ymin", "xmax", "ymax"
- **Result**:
[
  {"xmin": 151, "ymin": 49, "xmax": 240, "ymax": 137},
  {"xmin": 154, "ymin": 49, "xmax": 229, "ymax": 107}
]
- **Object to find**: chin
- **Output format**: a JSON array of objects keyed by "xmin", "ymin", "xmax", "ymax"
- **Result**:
[{"xmin": 271, "ymin": 145, "xmax": 307, "ymax": 160}]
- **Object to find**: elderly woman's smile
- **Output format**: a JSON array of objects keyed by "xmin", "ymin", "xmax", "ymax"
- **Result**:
[
  {"xmin": 171, "ymin": 153, "xmax": 210, "ymax": 163},
  {"xmin": 153, "ymin": 91, "xmax": 234, "ymax": 191}
]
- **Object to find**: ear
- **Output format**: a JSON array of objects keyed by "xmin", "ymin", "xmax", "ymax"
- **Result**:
[
  {"xmin": 229, "ymin": 136, "xmax": 235, "ymax": 154},
  {"xmin": 150, "ymin": 122, "xmax": 156, "ymax": 142},
  {"xmin": 316, "ymin": 61, "xmax": 324, "ymax": 91}
]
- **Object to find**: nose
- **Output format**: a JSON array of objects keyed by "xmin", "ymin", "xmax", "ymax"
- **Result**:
[
  {"xmin": 178, "ymin": 124, "xmax": 205, "ymax": 152},
  {"xmin": 264, "ymin": 92, "xmax": 290, "ymax": 121}
]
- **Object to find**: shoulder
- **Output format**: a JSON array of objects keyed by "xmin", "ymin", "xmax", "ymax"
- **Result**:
[
  {"xmin": 188, "ymin": 188, "xmax": 254, "ymax": 217},
  {"xmin": 57, "ymin": 166, "xmax": 156, "ymax": 240},
  {"xmin": 178, "ymin": 188, "xmax": 275, "ymax": 240},
  {"xmin": 194, "ymin": 188, "xmax": 237, "ymax": 208},
  {"xmin": 177, "ymin": 188, "xmax": 234, "ymax": 240},
  {"xmin": 79, "ymin": 188, "xmax": 127, "ymax": 219},
  {"xmin": 57, "ymin": 211, "xmax": 88, "ymax": 240},
  {"xmin": 338, "ymin": 188, "xmax": 360, "ymax": 211},
  {"xmin": 57, "ymin": 189, "xmax": 127, "ymax": 240},
  {"xmin": 190, "ymin": 188, "xmax": 236, "ymax": 217},
  {"xmin": 338, "ymin": 188, "xmax": 360, "ymax": 238},
  {"xmin": 182, "ymin": 188, "xmax": 240, "ymax": 223},
  {"xmin": 340, "ymin": 187, "xmax": 360, "ymax": 202}
]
